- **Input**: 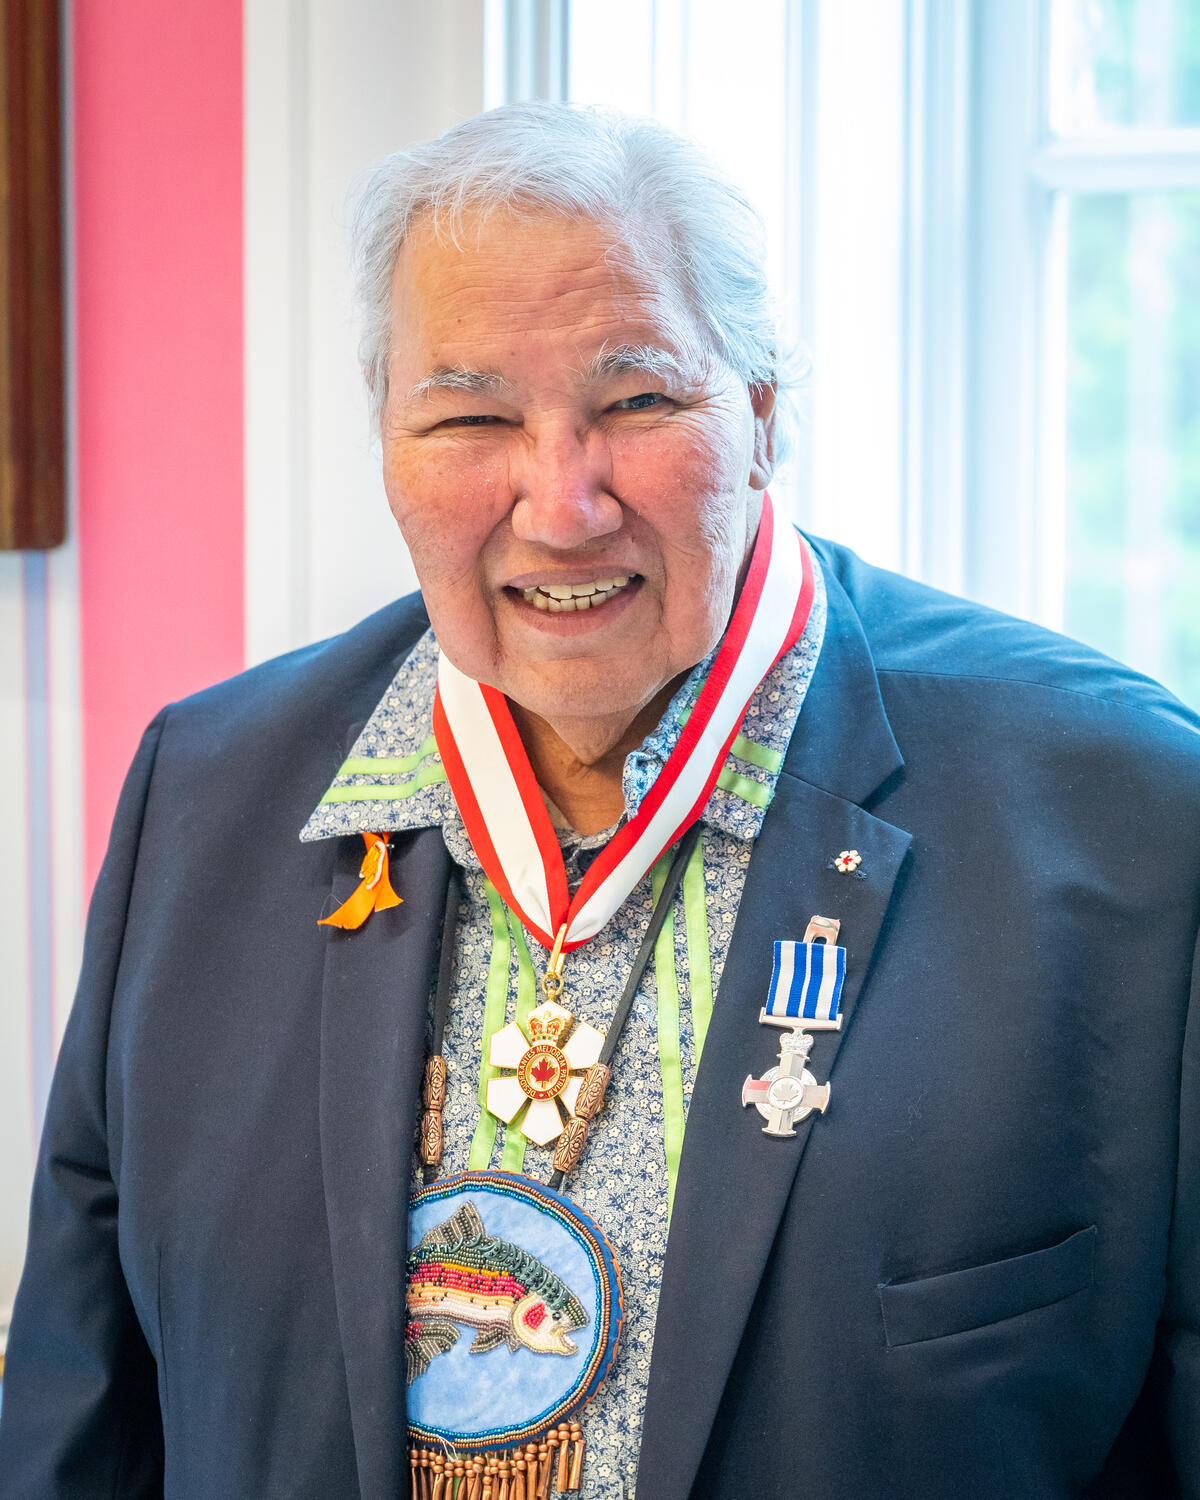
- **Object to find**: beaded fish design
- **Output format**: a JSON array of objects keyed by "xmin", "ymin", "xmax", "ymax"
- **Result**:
[{"xmin": 405, "ymin": 1201, "xmax": 588, "ymax": 1384}]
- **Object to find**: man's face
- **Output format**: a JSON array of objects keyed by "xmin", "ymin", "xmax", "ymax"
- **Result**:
[{"xmin": 380, "ymin": 208, "xmax": 774, "ymax": 739}]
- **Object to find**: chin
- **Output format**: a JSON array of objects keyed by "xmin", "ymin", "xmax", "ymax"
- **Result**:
[{"xmin": 505, "ymin": 662, "xmax": 660, "ymax": 726}]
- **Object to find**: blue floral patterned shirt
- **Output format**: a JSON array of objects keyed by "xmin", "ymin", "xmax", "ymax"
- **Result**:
[{"xmin": 301, "ymin": 558, "xmax": 826, "ymax": 1498}]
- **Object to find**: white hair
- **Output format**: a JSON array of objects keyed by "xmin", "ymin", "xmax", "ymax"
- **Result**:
[{"xmin": 350, "ymin": 101, "xmax": 800, "ymax": 457}]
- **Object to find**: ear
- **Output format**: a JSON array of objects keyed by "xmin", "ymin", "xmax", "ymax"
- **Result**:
[{"xmin": 749, "ymin": 383, "xmax": 777, "ymax": 490}]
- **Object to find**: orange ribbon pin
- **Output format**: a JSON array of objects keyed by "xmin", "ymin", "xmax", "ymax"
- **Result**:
[{"xmin": 319, "ymin": 831, "xmax": 402, "ymax": 929}]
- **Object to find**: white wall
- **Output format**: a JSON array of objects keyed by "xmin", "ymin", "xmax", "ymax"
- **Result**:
[
  {"xmin": 0, "ymin": 558, "xmax": 36, "ymax": 1314},
  {"xmin": 244, "ymin": 0, "xmax": 487, "ymax": 666},
  {"xmin": 0, "ymin": 542, "xmax": 83, "ymax": 1315},
  {"xmin": 0, "ymin": 0, "xmax": 488, "ymax": 1326},
  {"xmin": 0, "ymin": 0, "xmax": 85, "ymax": 1312}
]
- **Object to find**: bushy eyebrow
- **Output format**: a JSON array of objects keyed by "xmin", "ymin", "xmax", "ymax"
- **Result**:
[
  {"xmin": 404, "ymin": 343, "xmax": 691, "ymax": 405},
  {"xmin": 579, "ymin": 343, "xmax": 690, "ymax": 385},
  {"xmin": 406, "ymin": 366, "xmax": 513, "ymax": 402}
]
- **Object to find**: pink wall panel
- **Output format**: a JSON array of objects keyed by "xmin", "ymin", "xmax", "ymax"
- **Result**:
[{"xmin": 74, "ymin": 0, "xmax": 244, "ymax": 890}]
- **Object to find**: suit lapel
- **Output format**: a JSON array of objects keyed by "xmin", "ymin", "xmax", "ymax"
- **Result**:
[
  {"xmin": 319, "ymin": 826, "xmax": 452, "ymax": 1500},
  {"xmin": 639, "ymin": 560, "xmax": 913, "ymax": 1500},
  {"xmin": 315, "ymin": 551, "xmax": 909, "ymax": 1498}
]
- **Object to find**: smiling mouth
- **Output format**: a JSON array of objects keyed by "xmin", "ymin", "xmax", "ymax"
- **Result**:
[{"xmin": 515, "ymin": 575, "xmax": 635, "ymax": 613}]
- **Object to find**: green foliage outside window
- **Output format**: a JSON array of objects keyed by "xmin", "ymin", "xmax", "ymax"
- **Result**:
[{"xmin": 1066, "ymin": 190, "xmax": 1200, "ymax": 707}]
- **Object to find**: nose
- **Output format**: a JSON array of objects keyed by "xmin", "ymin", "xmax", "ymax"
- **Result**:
[{"xmin": 508, "ymin": 421, "xmax": 622, "ymax": 550}]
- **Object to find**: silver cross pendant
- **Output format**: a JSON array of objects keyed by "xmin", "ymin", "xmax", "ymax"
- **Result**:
[{"xmin": 741, "ymin": 1019, "xmax": 839, "ymax": 1138}]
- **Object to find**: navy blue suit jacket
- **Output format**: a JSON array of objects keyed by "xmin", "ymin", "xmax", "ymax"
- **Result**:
[{"xmin": 2, "ymin": 538, "xmax": 1198, "ymax": 1498}]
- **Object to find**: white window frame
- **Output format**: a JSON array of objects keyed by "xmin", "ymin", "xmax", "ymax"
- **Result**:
[
  {"xmin": 491, "ymin": 0, "xmax": 977, "ymax": 592},
  {"xmin": 972, "ymin": 0, "xmax": 1200, "ymax": 644},
  {"xmin": 253, "ymin": 0, "xmax": 1200, "ymax": 672},
  {"xmin": 244, "ymin": 0, "xmax": 489, "ymax": 664}
]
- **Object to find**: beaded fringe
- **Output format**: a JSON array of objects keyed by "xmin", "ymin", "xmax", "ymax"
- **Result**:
[{"xmin": 408, "ymin": 1422, "xmax": 584, "ymax": 1499}]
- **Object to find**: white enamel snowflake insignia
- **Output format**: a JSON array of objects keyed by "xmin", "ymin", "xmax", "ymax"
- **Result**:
[
  {"xmin": 833, "ymin": 849, "xmax": 862, "ymax": 873},
  {"xmin": 485, "ymin": 1000, "xmax": 605, "ymax": 1146}
]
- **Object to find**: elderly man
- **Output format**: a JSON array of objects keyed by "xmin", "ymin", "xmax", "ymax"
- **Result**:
[{"xmin": 1, "ymin": 103, "xmax": 1198, "ymax": 1500}]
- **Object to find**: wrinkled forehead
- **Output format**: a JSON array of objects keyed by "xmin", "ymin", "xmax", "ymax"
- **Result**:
[
  {"xmin": 400, "ymin": 198, "xmax": 675, "ymax": 286},
  {"xmin": 388, "ymin": 203, "xmax": 711, "ymax": 370}
]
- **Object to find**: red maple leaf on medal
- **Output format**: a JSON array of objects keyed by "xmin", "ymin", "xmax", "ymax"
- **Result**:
[{"xmin": 485, "ymin": 1000, "xmax": 605, "ymax": 1146}]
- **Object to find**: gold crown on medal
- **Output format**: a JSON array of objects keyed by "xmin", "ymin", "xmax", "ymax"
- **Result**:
[{"xmin": 527, "ymin": 1003, "xmax": 572, "ymax": 1045}]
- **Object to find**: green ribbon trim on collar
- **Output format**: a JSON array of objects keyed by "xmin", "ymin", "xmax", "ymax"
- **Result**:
[
  {"xmin": 728, "ymin": 732, "xmax": 783, "ymax": 773},
  {"xmin": 319, "ymin": 761, "xmax": 447, "ymax": 804},
  {"xmin": 677, "ymin": 696, "xmax": 783, "ymax": 781},
  {"xmin": 335, "ymin": 735, "xmax": 438, "ymax": 777},
  {"xmin": 716, "ymin": 766, "xmax": 772, "ymax": 809}
]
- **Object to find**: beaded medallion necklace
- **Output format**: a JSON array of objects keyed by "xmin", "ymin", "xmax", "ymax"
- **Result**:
[
  {"xmin": 408, "ymin": 828, "xmax": 698, "ymax": 1498},
  {"xmin": 403, "ymin": 500, "xmax": 814, "ymax": 1498}
]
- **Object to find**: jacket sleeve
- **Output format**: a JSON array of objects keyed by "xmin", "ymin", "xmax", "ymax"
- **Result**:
[
  {"xmin": 0, "ymin": 718, "xmax": 166, "ymax": 1498},
  {"xmin": 1164, "ymin": 921, "xmax": 1200, "ymax": 1494}
]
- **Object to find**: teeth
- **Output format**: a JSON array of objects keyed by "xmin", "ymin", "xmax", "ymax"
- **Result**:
[{"xmin": 520, "ymin": 574, "xmax": 635, "ymax": 612}]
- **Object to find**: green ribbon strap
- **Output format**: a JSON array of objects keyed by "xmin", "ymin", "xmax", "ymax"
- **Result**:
[
  {"xmin": 498, "ymin": 919, "xmax": 538, "ymax": 1175},
  {"xmin": 467, "ymin": 881, "xmax": 511, "ymax": 1169},
  {"xmin": 652, "ymin": 852, "xmax": 687, "ymax": 1221},
  {"xmin": 682, "ymin": 837, "xmax": 714, "ymax": 1056}
]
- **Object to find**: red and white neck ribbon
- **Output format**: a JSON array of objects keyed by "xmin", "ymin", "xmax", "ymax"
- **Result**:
[{"xmin": 433, "ymin": 496, "xmax": 815, "ymax": 954}]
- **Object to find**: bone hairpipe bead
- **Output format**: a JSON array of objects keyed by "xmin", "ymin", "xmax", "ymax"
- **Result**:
[
  {"xmin": 418, "ymin": 1108, "xmax": 444, "ymax": 1168},
  {"xmin": 556, "ymin": 1424, "xmax": 572, "ymax": 1489},
  {"xmin": 538, "ymin": 1436, "xmax": 556, "ymax": 1500},
  {"xmin": 566, "ymin": 1422, "xmax": 584, "ymax": 1491},
  {"xmin": 550, "ymin": 1115, "xmax": 589, "ymax": 1175},
  {"xmin": 423, "ymin": 1054, "xmax": 448, "ymax": 1109},
  {"xmin": 522, "ymin": 1442, "xmax": 539, "ymax": 1495},
  {"xmin": 573, "ymin": 1062, "xmax": 610, "ymax": 1121}
]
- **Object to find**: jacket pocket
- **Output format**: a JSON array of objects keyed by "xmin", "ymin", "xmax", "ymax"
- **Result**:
[{"xmin": 878, "ymin": 1224, "xmax": 1096, "ymax": 1348}]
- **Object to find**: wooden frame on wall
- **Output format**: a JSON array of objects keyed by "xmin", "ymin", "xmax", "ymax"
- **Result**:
[{"xmin": 0, "ymin": 0, "xmax": 64, "ymax": 550}]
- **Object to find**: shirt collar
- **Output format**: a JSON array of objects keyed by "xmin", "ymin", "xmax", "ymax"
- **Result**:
[{"xmin": 300, "ymin": 551, "xmax": 827, "ymax": 864}]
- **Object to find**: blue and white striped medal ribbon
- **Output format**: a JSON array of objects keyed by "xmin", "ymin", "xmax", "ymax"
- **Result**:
[
  {"xmin": 761, "ymin": 920, "xmax": 846, "ymax": 1030},
  {"xmin": 744, "ymin": 915, "xmax": 845, "ymax": 1136}
]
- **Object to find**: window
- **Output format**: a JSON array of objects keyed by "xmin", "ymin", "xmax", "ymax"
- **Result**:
[
  {"xmin": 1046, "ymin": 0, "xmax": 1200, "ymax": 703},
  {"xmin": 563, "ymin": 0, "xmax": 805, "ymax": 527},
  {"xmin": 490, "ymin": 0, "xmax": 1200, "ymax": 704}
]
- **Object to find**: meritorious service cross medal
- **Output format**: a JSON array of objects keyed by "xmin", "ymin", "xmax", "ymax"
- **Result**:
[
  {"xmin": 743, "ymin": 915, "xmax": 845, "ymax": 1138},
  {"xmin": 486, "ymin": 1000, "xmax": 606, "ymax": 1146},
  {"xmin": 741, "ymin": 1028, "xmax": 832, "ymax": 1137}
]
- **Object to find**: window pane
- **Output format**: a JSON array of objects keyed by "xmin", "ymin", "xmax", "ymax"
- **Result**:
[
  {"xmin": 567, "ymin": 1, "xmax": 656, "ymax": 117},
  {"xmin": 565, "ymin": 1, "xmax": 799, "ymax": 517},
  {"xmin": 1064, "ymin": 191, "xmax": 1200, "ymax": 705},
  {"xmin": 566, "ymin": 0, "xmax": 789, "ymax": 292},
  {"xmin": 1050, "ymin": 0, "xmax": 1200, "ymax": 133}
]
